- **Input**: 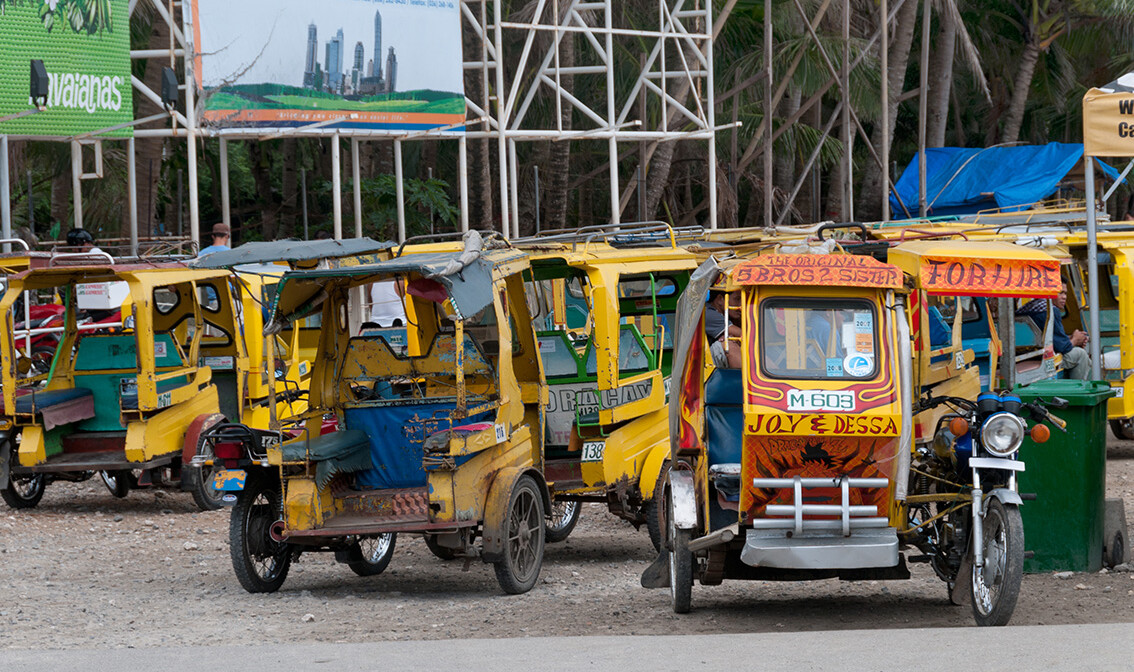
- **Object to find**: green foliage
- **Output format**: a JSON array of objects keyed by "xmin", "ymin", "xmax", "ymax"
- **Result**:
[{"xmin": 332, "ymin": 175, "xmax": 459, "ymax": 241}]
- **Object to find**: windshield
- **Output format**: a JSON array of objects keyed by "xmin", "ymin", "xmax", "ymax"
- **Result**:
[{"xmin": 759, "ymin": 298, "xmax": 877, "ymax": 380}]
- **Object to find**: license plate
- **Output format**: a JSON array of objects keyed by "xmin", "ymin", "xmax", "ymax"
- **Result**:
[
  {"xmin": 213, "ymin": 469, "xmax": 247, "ymax": 492},
  {"xmin": 581, "ymin": 441, "xmax": 605, "ymax": 462}
]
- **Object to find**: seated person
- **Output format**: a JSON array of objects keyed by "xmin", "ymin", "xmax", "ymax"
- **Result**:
[
  {"xmin": 1017, "ymin": 282, "xmax": 1090, "ymax": 380},
  {"xmin": 706, "ymin": 291, "xmax": 742, "ymax": 369}
]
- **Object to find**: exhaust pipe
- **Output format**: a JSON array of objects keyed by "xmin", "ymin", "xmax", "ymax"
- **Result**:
[{"xmin": 269, "ymin": 520, "xmax": 288, "ymax": 542}]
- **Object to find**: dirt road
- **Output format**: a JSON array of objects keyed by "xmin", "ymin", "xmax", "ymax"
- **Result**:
[{"xmin": 3, "ymin": 439, "xmax": 1133, "ymax": 649}]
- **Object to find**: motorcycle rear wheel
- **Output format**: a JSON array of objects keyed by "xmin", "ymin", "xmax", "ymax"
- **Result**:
[{"xmin": 971, "ymin": 499, "xmax": 1023, "ymax": 626}]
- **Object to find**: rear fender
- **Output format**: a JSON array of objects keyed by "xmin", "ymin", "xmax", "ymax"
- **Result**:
[
  {"xmin": 182, "ymin": 413, "xmax": 227, "ymax": 465},
  {"xmin": 670, "ymin": 468, "xmax": 697, "ymax": 530},
  {"xmin": 481, "ymin": 466, "xmax": 550, "ymax": 563},
  {"xmin": 638, "ymin": 440, "xmax": 670, "ymax": 502}
]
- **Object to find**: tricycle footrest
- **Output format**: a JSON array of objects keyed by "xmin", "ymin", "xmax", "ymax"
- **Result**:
[{"xmin": 739, "ymin": 527, "xmax": 899, "ymax": 570}]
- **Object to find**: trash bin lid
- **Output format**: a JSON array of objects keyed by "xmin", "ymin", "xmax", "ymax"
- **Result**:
[{"xmin": 1012, "ymin": 379, "xmax": 1116, "ymax": 406}]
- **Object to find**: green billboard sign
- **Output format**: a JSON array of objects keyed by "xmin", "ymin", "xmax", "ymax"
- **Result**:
[{"xmin": 0, "ymin": 0, "xmax": 133, "ymax": 138}]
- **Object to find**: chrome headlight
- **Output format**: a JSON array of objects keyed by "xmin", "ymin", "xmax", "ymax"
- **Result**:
[{"xmin": 981, "ymin": 412, "xmax": 1026, "ymax": 457}]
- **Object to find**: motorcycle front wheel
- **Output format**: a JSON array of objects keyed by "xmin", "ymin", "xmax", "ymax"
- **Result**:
[{"xmin": 971, "ymin": 498, "xmax": 1023, "ymax": 626}]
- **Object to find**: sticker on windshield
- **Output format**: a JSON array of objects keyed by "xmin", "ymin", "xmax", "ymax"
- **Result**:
[
  {"xmin": 538, "ymin": 338, "xmax": 557, "ymax": 353},
  {"xmin": 154, "ymin": 342, "xmax": 167, "ymax": 358},
  {"xmin": 826, "ymin": 358, "xmax": 842, "ymax": 377},
  {"xmin": 855, "ymin": 333, "xmax": 873, "ymax": 354},
  {"xmin": 843, "ymin": 353, "xmax": 873, "ymax": 377},
  {"xmin": 854, "ymin": 312, "xmax": 872, "ymax": 332}
]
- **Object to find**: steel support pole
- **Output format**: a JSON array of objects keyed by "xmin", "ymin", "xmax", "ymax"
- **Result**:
[
  {"xmin": 301, "ymin": 168, "xmax": 309, "ymax": 239},
  {"xmin": 763, "ymin": 0, "xmax": 773, "ymax": 229},
  {"xmin": 917, "ymin": 0, "xmax": 930, "ymax": 218},
  {"xmin": 605, "ymin": 0, "xmax": 620, "ymax": 227},
  {"xmin": 842, "ymin": 0, "xmax": 853, "ymax": 220},
  {"xmin": 219, "ymin": 138, "xmax": 231, "ymax": 228},
  {"xmin": 534, "ymin": 164, "xmax": 541, "ymax": 234},
  {"xmin": 705, "ymin": 0, "xmax": 718, "ymax": 230},
  {"xmin": 184, "ymin": 13, "xmax": 201, "ymax": 252},
  {"xmin": 395, "ymin": 139, "xmax": 406, "ymax": 243},
  {"xmin": 458, "ymin": 136, "xmax": 469, "ymax": 232},
  {"xmin": 508, "ymin": 138, "xmax": 519, "ymax": 237},
  {"xmin": 881, "ymin": 0, "xmax": 890, "ymax": 222},
  {"xmin": 0, "ymin": 136, "xmax": 10, "ymax": 253},
  {"xmin": 332, "ymin": 133, "xmax": 342, "ymax": 239},
  {"xmin": 71, "ymin": 140, "xmax": 83, "ymax": 230},
  {"xmin": 352, "ymin": 137, "xmax": 363, "ymax": 238},
  {"xmin": 1086, "ymin": 158, "xmax": 1102, "ymax": 379},
  {"xmin": 128, "ymin": 137, "xmax": 138, "ymax": 257},
  {"xmin": 494, "ymin": 0, "xmax": 510, "ymax": 239}
]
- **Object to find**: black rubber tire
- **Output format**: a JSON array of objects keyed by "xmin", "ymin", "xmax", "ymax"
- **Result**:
[
  {"xmin": 348, "ymin": 533, "xmax": 396, "ymax": 577},
  {"xmin": 99, "ymin": 471, "xmax": 131, "ymax": 498},
  {"xmin": 187, "ymin": 464, "xmax": 226, "ymax": 511},
  {"xmin": 667, "ymin": 483, "xmax": 693, "ymax": 614},
  {"xmin": 1, "ymin": 473, "xmax": 45, "ymax": 509},
  {"xmin": 1106, "ymin": 530, "xmax": 1126, "ymax": 569},
  {"xmin": 28, "ymin": 344, "xmax": 56, "ymax": 376},
  {"xmin": 229, "ymin": 475, "xmax": 291, "ymax": 593},
  {"xmin": 644, "ymin": 462, "xmax": 670, "ymax": 553},
  {"xmin": 493, "ymin": 475, "xmax": 545, "ymax": 595},
  {"xmin": 971, "ymin": 499, "xmax": 1024, "ymax": 627},
  {"xmin": 1111, "ymin": 419, "xmax": 1134, "ymax": 441},
  {"xmin": 187, "ymin": 426, "xmax": 226, "ymax": 511},
  {"xmin": 424, "ymin": 534, "xmax": 459, "ymax": 560},
  {"xmin": 545, "ymin": 500, "xmax": 581, "ymax": 543}
]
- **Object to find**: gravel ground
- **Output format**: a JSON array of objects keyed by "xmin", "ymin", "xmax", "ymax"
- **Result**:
[{"xmin": 3, "ymin": 438, "xmax": 1134, "ymax": 649}]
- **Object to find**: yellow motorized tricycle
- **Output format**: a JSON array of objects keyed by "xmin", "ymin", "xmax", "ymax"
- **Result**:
[
  {"xmin": 0, "ymin": 260, "xmax": 243, "ymax": 508},
  {"xmin": 200, "ymin": 241, "xmax": 553, "ymax": 594},
  {"xmin": 642, "ymin": 246, "xmax": 1066, "ymax": 626},
  {"xmin": 516, "ymin": 229, "xmax": 700, "ymax": 547}
]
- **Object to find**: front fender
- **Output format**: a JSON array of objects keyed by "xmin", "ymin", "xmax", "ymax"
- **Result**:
[
  {"xmin": 481, "ymin": 466, "xmax": 550, "ymax": 563},
  {"xmin": 984, "ymin": 488, "xmax": 1023, "ymax": 508},
  {"xmin": 670, "ymin": 468, "xmax": 697, "ymax": 530}
]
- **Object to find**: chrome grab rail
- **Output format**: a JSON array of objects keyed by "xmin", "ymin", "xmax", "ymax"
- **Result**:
[{"xmin": 752, "ymin": 476, "xmax": 890, "ymax": 537}]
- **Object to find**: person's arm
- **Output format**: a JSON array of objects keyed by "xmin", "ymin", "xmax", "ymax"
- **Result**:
[{"xmin": 1049, "ymin": 315, "xmax": 1072, "ymax": 354}]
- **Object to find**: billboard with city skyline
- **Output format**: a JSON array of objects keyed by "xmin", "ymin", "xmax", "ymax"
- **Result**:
[{"xmin": 190, "ymin": 0, "xmax": 465, "ymax": 133}]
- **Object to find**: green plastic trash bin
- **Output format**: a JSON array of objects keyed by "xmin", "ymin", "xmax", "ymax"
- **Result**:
[{"xmin": 1013, "ymin": 379, "xmax": 1115, "ymax": 573}]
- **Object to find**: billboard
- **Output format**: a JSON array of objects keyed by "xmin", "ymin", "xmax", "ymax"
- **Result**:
[
  {"xmin": 191, "ymin": 0, "xmax": 466, "ymax": 133},
  {"xmin": 0, "ymin": 0, "xmax": 133, "ymax": 137}
]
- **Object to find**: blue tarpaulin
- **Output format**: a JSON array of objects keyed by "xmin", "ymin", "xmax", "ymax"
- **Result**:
[{"xmin": 890, "ymin": 142, "xmax": 1121, "ymax": 217}]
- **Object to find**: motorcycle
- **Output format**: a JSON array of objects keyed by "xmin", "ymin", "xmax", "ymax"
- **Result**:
[{"xmin": 907, "ymin": 391, "xmax": 1066, "ymax": 625}]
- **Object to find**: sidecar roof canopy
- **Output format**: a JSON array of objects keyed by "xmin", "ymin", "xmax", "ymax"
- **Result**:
[
  {"xmin": 269, "ymin": 248, "xmax": 528, "ymax": 327},
  {"xmin": 888, "ymin": 240, "xmax": 1062, "ymax": 298},
  {"xmin": 191, "ymin": 237, "xmax": 394, "ymax": 269}
]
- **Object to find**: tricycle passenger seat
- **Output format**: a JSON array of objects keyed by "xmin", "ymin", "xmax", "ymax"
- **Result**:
[
  {"xmin": 704, "ymin": 369, "xmax": 744, "ymax": 467},
  {"xmin": 280, "ymin": 429, "xmax": 373, "ymax": 490}
]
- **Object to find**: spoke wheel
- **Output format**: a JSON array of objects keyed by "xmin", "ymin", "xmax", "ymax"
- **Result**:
[
  {"xmin": 2, "ymin": 473, "xmax": 45, "ymax": 509},
  {"xmin": 348, "ymin": 533, "xmax": 397, "ymax": 577},
  {"xmin": 99, "ymin": 470, "xmax": 131, "ymax": 498},
  {"xmin": 667, "ymin": 482, "xmax": 693, "ymax": 614},
  {"xmin": 971, "ymin": 498, "xmax": 1023, "ymax": 626},
  {"xmin": 493, "ymin": 475, "xmax": 545, "ymax": 594},
  {"xmin": 188, "ymin": 427, "xmax": 226, "ymax": 511},
  {"xmin": 229, "ymin": 476, "xmax": 291, "ymax": 593},
  {"xmin": 545, "ymin": 500, "xmax": 581, "ymax": 543}
]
